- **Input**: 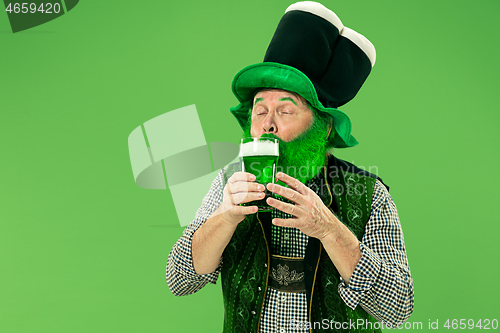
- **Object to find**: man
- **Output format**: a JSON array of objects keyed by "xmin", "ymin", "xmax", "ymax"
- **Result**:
[{"xmin": 166, "ymin": 2, "xmax": 414, "ymax": 332}]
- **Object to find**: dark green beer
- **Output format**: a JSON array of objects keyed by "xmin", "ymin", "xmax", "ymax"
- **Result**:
[
  {"xmin": 243, "ymin": 155, "xmax": 277, "ymax": 184},
  {"xmin": 240, "ymin": 138, "xmax": 279, "ymax": 212}
]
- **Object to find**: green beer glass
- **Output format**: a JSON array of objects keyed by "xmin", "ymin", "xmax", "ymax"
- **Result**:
[{"xmin": 239, "ymin": 137, "xmax": 279, "ymax": 212}]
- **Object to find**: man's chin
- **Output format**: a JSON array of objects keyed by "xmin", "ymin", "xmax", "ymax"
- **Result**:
[{"xmin": 276, "ymin": 161, "xmax": 323, "ymax": 184}]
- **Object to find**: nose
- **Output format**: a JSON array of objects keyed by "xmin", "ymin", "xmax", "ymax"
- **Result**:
[{"xmin": 262, "ymin": 112, "xmax": 277, "ymax": 134}]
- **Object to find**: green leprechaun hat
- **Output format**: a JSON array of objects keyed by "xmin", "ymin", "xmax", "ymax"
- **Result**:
[{"xmin": 230, "ymin": 1, "xmax": 376, "ymax": 148}]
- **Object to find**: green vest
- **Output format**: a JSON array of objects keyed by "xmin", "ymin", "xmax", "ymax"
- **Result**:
[{"xmin": 221, "ymin": 155, "xmax": 386, "ymax": 333}]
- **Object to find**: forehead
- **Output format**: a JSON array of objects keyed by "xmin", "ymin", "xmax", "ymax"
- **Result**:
[{"xmin": 253, "ymin": 89, "xmax": 305, "ymax": 103}]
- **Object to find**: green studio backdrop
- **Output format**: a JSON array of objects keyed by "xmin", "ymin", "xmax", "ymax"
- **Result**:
[{"xmin": 0, "ymin": 0, "xmax": 499, "ymax": 332}]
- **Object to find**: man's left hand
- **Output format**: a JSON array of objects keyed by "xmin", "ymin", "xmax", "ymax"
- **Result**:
[{"xmin": 266, "ymin": 172, "xmax": 337, "ymax": 240}]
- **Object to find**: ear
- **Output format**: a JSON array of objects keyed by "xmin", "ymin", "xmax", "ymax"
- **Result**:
[{"xmin": 327, "ymin": 117, "xmax": 334, "ymax": 138}]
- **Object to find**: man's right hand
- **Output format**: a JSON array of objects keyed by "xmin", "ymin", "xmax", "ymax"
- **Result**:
[
  {"xmin": 215, "ymin": 172, "xmax": 265, "ymax": 225},
  {"xmin": 192, "ymin": 171, "xmax": 263, "ymax": 275}
]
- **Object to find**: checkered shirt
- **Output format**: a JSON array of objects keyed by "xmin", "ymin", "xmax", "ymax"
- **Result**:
[{"xmin": 166, "ymin": 167, "xmax": 414, "ymax": 332}]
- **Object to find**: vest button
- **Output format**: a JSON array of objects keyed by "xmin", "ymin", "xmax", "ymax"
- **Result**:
[
  {"xmin": 251, "ymin": 310, "xmax": 256, "ymax": 315},
  {"xmin": 257, "ymin": 287, "xmax": 262, "ymax": 291},
  {"xmin": 264, "ymin": 263, "xmax": 268, "ymax": 268}
]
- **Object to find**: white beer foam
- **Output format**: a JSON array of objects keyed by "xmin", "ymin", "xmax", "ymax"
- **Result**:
[{"xmin": 239, "ymin": 140, "xmax": 278, "ymax": 157}]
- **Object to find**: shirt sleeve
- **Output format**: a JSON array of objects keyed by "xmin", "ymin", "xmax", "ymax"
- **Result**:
[
  {"xmin": 338, "ymin": 179, "xmax": 414, "ymax": 327},
  {"xmin": 166, "ymin": 168, "xmax": 226, "ymax": 296}
]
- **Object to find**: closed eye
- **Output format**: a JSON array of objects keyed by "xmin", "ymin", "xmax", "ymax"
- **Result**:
[{"xmin": 254, "ymin": 107, "xmax": 268, "ymax": 116}]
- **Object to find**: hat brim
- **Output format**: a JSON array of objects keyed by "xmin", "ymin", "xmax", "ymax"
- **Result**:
[{"xmin": 230, "ymin": 62, "xmax": 358, "ymax": 148}]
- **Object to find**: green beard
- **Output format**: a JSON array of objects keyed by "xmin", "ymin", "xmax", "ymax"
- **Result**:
[{"xmin": 243, "ymin": 115, "xmax": 330, "ymax": 184}]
